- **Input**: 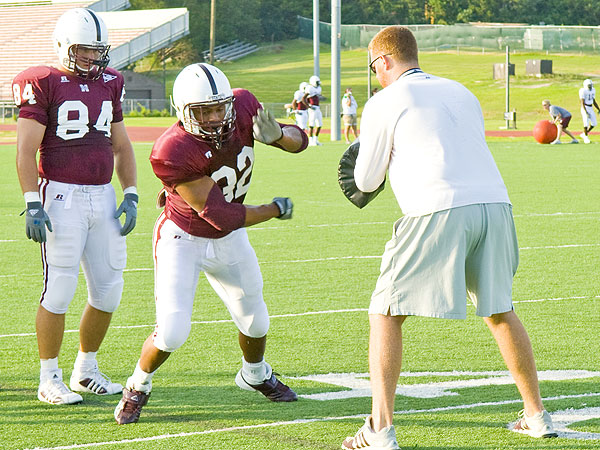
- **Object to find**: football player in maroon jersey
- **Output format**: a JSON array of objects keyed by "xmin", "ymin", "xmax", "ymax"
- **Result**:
[
  {"xmin": 114, "ymin": 63, "xmax": 308, "ymax": 424},
  {"xmin": 13, "ymin": 8, "xmax": 137, "ymax": 405}
]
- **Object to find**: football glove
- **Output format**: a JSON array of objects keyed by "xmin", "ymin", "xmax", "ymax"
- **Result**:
[
  {"xmin": 253, "ymin": 108, "xmax": 283, "ymax": 144},
  {"xmin": 272, "ymin": 197, "xmax": 293, "ymax": 219},
  {"xmin": 21, "ymin": 201, "xmax": 53, "ymax": 243},
  {"xmin": 114, "ymin": 193, "xmax": 138, "ymax": 236},
  {"xmin": 338, "ymin": 140, "xmax": 385, "ymax": 209}
]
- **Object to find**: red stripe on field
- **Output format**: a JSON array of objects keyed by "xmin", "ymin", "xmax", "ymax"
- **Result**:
[{"xmin": 1, "ymin": 124, "xmax": 597, "ymax": 142}]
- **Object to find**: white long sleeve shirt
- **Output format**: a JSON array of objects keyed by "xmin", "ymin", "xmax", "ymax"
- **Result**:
[{"xmin": 355, "ymin": 70, "xmax": 509, "ymax": 217}]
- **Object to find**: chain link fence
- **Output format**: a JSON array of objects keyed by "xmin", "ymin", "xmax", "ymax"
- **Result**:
[{"xmin": 299, "ymin": 16, "xmax": 600, "ymax": 53}]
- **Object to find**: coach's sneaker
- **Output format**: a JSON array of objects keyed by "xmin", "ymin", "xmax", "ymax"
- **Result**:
[
  {"xmin": 38, "ymin": 370, "xmax": 83, "ymax": 405},
  {"xmin": 235, "ymin": 365, "xmax": 297, "ymax": 402},
  {"xmin": 341, "ymin": 416, "xmax": 400, "ymax": 449},
  {"xmin": 114, "ymin": 388, "xmax": 150, "ymax": 424},
  {"xmin": 512, "ymin": 409, "xmax": 558, "ymax": 438},
  {"xmin": 70, "ymin": 362, "xmax": 123, "ymax": 395},
  {"xmin": 570, "ymin": 139, "xmax": 579, "ymax": 143}
]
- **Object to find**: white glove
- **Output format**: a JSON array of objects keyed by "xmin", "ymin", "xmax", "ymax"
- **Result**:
[{"xmin": 253, "ymin": 108, "xmax": 283, "ymax": 144}]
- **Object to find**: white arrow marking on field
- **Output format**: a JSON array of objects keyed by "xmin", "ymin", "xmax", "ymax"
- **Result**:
[{"xmin": 293, "ymin": 370, "xmax": 600, "ymax": 400}]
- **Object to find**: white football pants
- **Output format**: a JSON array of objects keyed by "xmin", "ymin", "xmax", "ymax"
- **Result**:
[
  {"xmin": 581, "ymin": 105, "xmax": 597, "ymax": 128},
  {"xmin": 151, "ymin": 213, "xmax": 269, "ymax": 352},
  {"xmin": 308, "ymin": 106, "xmax": 323, "ymax": 128},
  {"xmin": 39, "ymin": 179, "xmax": 126, "ymax": 314}
]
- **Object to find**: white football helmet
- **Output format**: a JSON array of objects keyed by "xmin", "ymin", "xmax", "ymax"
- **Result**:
[
  {"xmin": 53, "ymin": 8, "xmax": 110, "ymax": 80},
  {"xmin": 172, "ymin": 63, "xmax": 236, "ymax": 149},
  {"xmin": 583, "ymin": 79, "xmax": 593, "ymax": 89},
  {"xmin": 309, "ymin": 75, "xmax": 321, "ymax": 87},
  {"xmin": 299, "ymin": 81, "xmax": 308, "ymax": 92}
]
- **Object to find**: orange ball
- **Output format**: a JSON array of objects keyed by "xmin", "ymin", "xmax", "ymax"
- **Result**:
[{"xmin": 532, "ymin": 120, "xmax": 558, "ymax": 144}]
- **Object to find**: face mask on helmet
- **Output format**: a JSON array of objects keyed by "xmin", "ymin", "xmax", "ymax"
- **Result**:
[
  {"xmin": 309, "ymin": 75, "xmax": 321, "ymax": 87},
  {"xmin": 66, "ymin": 44, "xmax": 111, "ymax": 80},
  {"xmin": 584, "ymin": 79, "xmax": 593, "ymax": 89},
  {"xmin": 173, "ymin": 64, "xmax": 236, "ymax": 149},
  {"xmin": 53, "ymin": 8, "xmax": 111, "ymax": 81}
]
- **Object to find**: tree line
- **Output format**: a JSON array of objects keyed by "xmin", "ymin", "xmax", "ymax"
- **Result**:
[{"xmin": 130, "ymin": 0, "xmax": 600, "ymax": 63}]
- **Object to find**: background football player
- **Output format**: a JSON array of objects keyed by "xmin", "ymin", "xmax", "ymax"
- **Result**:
[
  {"xmin": 579, "ymin": 79, "xmax": 600, "ymax": 144},
  {"xmin": 291, "ymin": 81, "xmax": 309, "ymax": 133},
  {"xmin": 114, "ymin": 63, "xmax": 308, "ymax": 425},
  {"xmin": 13, "ymin": 8, "xmax": 138, "ymax": 405},
  {"xmin": 306, "ymin": 75, "xmax": 323, "ymax": 146}
]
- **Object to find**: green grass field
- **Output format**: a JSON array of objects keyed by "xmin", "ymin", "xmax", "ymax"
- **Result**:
[{"xmin": 1, "ymin": 136, "xmax": 599, "ymax": 449}]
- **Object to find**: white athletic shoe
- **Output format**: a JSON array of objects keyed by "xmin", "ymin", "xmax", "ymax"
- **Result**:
[
  {"xmin": 341, "ymin": 416, "xmax": 400, "ymax": 449},
  {"xmin": 550, "ymin": 139, "xmax": 561, "ymax": 144},
  {"xmin": 70, "ymin": 362, "xmax": 123, "ymax": 395},
  {"xmin": 38, "ymin": 370, "xmax": 83, "ymax": 405},
  {"xmin": 511, "ymin": 410, "xmax": 558, "ymax": 438},
  {"xmin": 581, "ymin": 133, "xmax": 591, "ymax": 144}
]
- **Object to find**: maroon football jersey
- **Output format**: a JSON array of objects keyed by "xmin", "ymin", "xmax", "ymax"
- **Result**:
[
  {"xmin": 12, "ymin": 66, "xmax": 125, "ymax": 185},
  {"xmin": 151, "ymin": 88, "xmax": 302, "ymax": 239}
]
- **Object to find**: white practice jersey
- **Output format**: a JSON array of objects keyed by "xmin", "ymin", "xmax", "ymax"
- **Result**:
[
  {"xmin": 293, "ymin": 89, "xmax": 305, "ymax": 104},
  {"xmin": 579, "ymin": 87, "xmax": 596, "ymax": 106},
  {"xmin": 306, "ymin": 85, "xmax": 321, "ymax": 98},
  {"xmin": 356, "ymin": 70, "xmax": 509, "ymax": 217}
]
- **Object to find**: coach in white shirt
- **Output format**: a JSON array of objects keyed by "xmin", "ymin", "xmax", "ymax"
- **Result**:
[{"xmin": 340, "ymin": 25, "xmax": 557, "ymax": 450}]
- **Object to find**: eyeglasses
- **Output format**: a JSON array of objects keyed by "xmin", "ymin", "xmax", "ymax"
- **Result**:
[{"xmin": 369, "ymin": 54, "xmax": 391, "ymax": 74}]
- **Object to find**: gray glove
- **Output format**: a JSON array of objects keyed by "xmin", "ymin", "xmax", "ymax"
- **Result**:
[
  {"xmin": 272, "ymin": 197, "xmax": 293, "ymax": 219},
  {"xmin": 114, "ymin": 193, "xmax": 138, "ymax": 236},
  {"xmin": 253, "ymin": 108, "xmax": 283, "ymax": 144},
  {"xmin": 21, "ymin": 201, "xmax": 53, "ymax": 243}
]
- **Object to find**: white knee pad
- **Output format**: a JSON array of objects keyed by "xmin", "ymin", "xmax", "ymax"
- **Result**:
[
  {"xmin": 41, "ymin": 270, "xmax": 78, "ymax": 314},
  {"xmin": 230, "ymin": 295, "xmax": 270, "ymax": 338},
  {"xmin": 87, "ymin": 278, "xmax": 124, "ymax": 313},
  {"xmin": 153, "ymin": 312, "xmax": 192, "ymax": 352}
]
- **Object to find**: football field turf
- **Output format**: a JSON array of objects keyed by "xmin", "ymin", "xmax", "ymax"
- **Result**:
[{"xmin": 0, "ymin": 138, "xmax": 599, "ymax": 449}]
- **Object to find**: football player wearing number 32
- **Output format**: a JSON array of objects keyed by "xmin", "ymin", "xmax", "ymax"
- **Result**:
[
  {"xmin": 114, "ymin": 63, "xmax": 308, "ymax": 424},
  {"xmin": 13, "ymin": 8, "xmax": 137, "ymax": 405}
]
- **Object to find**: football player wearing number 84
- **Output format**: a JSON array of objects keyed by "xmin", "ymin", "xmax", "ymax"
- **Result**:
[
  {"xmin": 13, "ymin": 8, "xmax": 138, "ymax": 405},
  {"xmin": 114, "ymin": 63, "xmax": 308, "ymax": 424}
]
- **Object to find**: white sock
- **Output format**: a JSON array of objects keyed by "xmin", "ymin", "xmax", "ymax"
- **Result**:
[
  {"xmin": 74, "ymin": 350, "xmax": 97, "ymax": 370},
  {"xmin": 127, "ymin": 361, "xmax": 155, "ymax": 392},
  {"xmin": 40, "ymin": 357, "xmax": 60, "ymax": 382},
  {"xmin": 241, "ymin": 357, "xmax": 268, "ymax": 384}
]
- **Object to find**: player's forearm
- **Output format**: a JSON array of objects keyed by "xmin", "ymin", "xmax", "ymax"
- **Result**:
[
  {"xmin": 16, "ymin": 153, "xmax": 40, "ymax": 194},
  {"xmin": 16, "ymin": 118, "xmax": 45, "ymax": 194},
  {"xmin": 275, "ymin": 126, "xmax": 306, "ymax": 153},
  {"xmin": 114, "ymin": 144, "xmax": 137, "ymax": 190},
  {"xmin": 244, "ymin": 203, "xmax": 280, "ymax": 227}
]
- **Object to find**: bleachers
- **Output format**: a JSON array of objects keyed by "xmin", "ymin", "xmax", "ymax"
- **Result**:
[
  {"xmin": 0, "ymin": 1, "xmax": 189, "ymax": 101},
  {"xmin": 202, "ymin": 40, "xmax": 258, "ymax": 63}
]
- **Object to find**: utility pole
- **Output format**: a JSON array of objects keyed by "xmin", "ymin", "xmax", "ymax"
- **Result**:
[
  {"xmin": 330, "ymin": 0, "xmax": 340, "ymax": 141},
  {"xmin": 313, "ymin": 0, "xmax": 319, "ymax": 77},
  {"xmin": 209, "ymin": 0, "xmax": 216, "ymax": 64},
  {"xmin": 505, "ymin": 45, "xmax": 510, "ymax": 129}
]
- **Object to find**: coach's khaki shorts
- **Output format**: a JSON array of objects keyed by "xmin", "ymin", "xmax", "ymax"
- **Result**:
[
  {"xmin": 343, "ymin": 113, "xmax": 357, "ymax": 126},
  {"xmin": 369, "ymin": 203, "xmax": 518, "ymax": 319}
]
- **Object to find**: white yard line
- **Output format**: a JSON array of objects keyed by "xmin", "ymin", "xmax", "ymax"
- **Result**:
[
  {"xmin": 18, "ymin": 392, "xmax": 600, "ymax": 450},
  {"xmin": 0, "ymin": 296, "xmax": 597, "ymax": 339},
  {"xmin": 2, "ymin": 241, "xmax": 598, "ymax": 279}
]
